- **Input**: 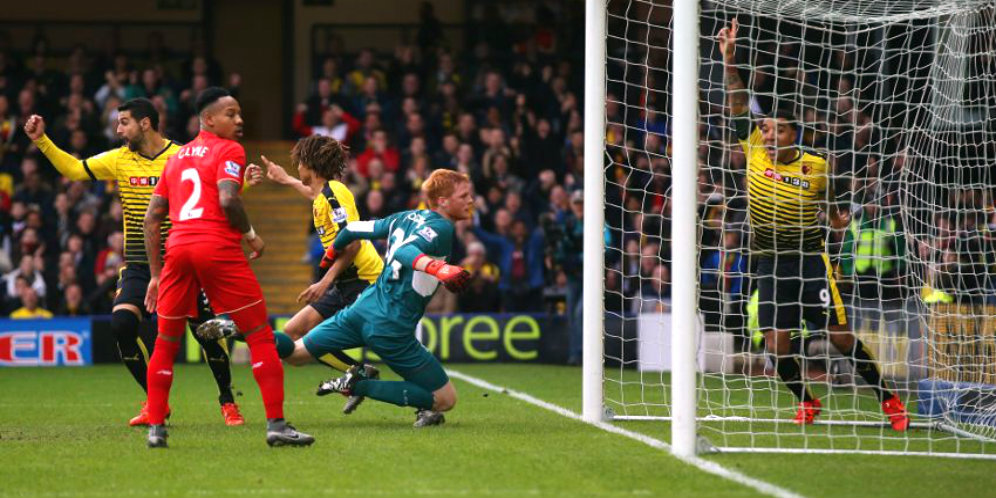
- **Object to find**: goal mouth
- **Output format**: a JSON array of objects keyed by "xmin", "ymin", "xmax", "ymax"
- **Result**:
[{"xmin": 589, "ymin": 0, "xmax": 996, "ymax": 459}]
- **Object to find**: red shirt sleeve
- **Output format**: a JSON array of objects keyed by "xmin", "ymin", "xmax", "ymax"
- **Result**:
[{"xmin": 216, "ymin": 142, "xmax": 247, "ymax": 187}]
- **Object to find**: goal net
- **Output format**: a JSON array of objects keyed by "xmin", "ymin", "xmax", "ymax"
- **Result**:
[{"xmin": 593, "ymin": 0, "xmax": 996, "ymax": 458}]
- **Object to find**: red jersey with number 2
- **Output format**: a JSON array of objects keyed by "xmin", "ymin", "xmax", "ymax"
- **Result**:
[{"xmin": 155, "ymin": 130, "xmax": 246, "ymax": 250}]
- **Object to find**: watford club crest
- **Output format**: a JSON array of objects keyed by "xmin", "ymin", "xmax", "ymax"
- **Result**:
[{"xmin": 802, "ymin": 165, "xmax": 810, "ymax": 174}]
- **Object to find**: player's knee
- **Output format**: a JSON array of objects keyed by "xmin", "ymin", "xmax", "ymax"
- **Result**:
[
  {"xmin": 283, "ymin": 319, "xmax": 307, "ymax": 340},
  {"xmin": 110, "ymin": 308, "xmax": 142, "ymax": 341}
]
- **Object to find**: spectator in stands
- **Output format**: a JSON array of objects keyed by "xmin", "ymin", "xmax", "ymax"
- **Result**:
[
  {"xmin": 473, "ymin": 216, "xmax": 545, "ymax": 311},
  {"xmin": 345, "ymin": 48, "xmax": 386, "ymax": 96},
  {"xmin": 546, "ymin": 189, "xmax": 585, "ymax": 364},
  {"xmin": 5, "ymin": 254, "xmax": 46, "ymax": 301},
  {"xmin": 458, "ymin": 240, "xmax": 501, "ymax": 312},
  {"xmin": 10, "ymin": 286, "xmax": 52, "ymax": 319},
  {"xmin": 355, "ymin": 129, "xmax": 399, "ymax": 178},
  {"xmin": 55, "ymin": 283, "xmax": 89, "ymax": 316}
]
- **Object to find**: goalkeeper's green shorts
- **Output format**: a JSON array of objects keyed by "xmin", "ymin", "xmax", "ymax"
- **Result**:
[{"xmin": 303, "ymin": 304, "xmax": 449, "ymax": 392}]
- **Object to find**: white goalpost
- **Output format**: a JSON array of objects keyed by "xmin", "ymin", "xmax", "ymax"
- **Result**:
[{"xmin": 584, "ymin": 0, "xmax": 996, "ymax": 459}]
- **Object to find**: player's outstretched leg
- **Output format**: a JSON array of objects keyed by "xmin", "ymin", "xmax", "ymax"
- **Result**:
[{"xmin": 201, "ymin": 317, "xmax": 374, "ymax": 414}]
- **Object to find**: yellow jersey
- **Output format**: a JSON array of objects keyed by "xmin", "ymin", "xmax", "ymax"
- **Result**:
[
  {"xmin": 35, "ymin": 134, "xmax": 178, "ymax": 264},
  {"xmin": 313, "ymin": 180, "xmax": 383, "ymax": 284},
  {"xmin": 740, "ymin": 124, "xmax": 828, "ymax": 253},
  {"xmin": 10, "ymin": 307, "xmax": 54, "ymax": 319}
]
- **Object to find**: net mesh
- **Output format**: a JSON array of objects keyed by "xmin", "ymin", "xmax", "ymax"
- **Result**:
[{"xmin": 601, "ymin": 0, "xmax": 996, "ymax": 456}]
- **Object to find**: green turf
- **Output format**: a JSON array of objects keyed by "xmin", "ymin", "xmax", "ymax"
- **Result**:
[{"xmin": 0, "ymin": 364, "xmax": 993, "ymax": 498}]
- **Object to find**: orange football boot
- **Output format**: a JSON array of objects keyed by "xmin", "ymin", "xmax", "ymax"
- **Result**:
[
  {"xmin": 129, "ymin": 401, "xmax": 170, "ymax": 426},
  {"xmin": 881, "ymin": 394, "xmax": 910, "ymax": 431},
  {"xmin": 792, "ymin": 398, "xmax": 822, "ymax": 425},
  {"xmin": 221, "ymin": 402, "xmax": 245, "ymax": 426}
]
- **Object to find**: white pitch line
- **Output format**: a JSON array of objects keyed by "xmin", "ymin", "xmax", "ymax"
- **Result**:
[{"xmin": 447, "ymin": 369, "xmax": 805, "ymax": 498}]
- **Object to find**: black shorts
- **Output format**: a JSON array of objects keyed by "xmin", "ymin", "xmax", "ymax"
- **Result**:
[
  {"xmin": 114, "ymin": 263, "xmax": 213, "ymax": 321},
  {"xmin": 756, "ymin": 253, "xmax": 847, "ymax": 332},
  {"xmin": 308, "ymin": 279, "xmax": 370, "ymax": 319}
]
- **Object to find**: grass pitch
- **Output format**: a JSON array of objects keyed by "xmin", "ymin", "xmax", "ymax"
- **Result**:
[{"xmin": 1, "ymin": 363, "xmax": 994, "ymax": 497}]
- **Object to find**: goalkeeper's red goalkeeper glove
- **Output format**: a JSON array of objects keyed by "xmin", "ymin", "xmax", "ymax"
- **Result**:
[
  {"xmin": 319, "ymin": 245, "xmax": 338, "ymax": 269},
  {"xmin": 419, "ymin": 257, "xmax": 472, "ymax": 293}
]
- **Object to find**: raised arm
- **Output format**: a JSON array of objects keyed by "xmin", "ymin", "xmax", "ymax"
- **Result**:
[
  {"xmin": 218, "ymin": 180, "xmax": 266, "ymax": 259},
  {"xmin": 260, "ymin": 155, "xmax": 315, "ymax": 200},
  {"xmin": 143, "ymin": 194, "xmax": 169, "ymax": 312},
  {"xmin": 26, "ymin": 115, "xmax": 113, "ymax": 181},
  {"xmin": 717, "ymin": 19, "xmax": 750, "ymax": 118}
]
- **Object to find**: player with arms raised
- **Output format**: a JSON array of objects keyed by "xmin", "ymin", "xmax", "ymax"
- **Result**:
[
  {"xmin": 142, "ymin": 87, "xmax": 313, "ymax": 447},
  {"xmin": 282, "ymin": 169, "xmax": 472, "ymax": 427},
  {"xmin": 24, "ymin": 99, "xmax": 246, "ymax": 427},
  {"xmin": 718, "ymin": 19, "xmax": 909, "ymax": 430}
]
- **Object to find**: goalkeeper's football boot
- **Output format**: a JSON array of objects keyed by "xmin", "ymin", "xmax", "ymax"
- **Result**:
[
  {"xmin": 792, "ymin": 398, "xmax": 822, "ymax": 425},
  {"xmin": 221, "ymin": 402, "xmax": 245, "ymax": 426},
  {"xmin": 414, "ymin": 409, "xmax": 446, "ymax": 428},
  {"xmin": 265, "ymin": 420, "xmax": 315, "ymax": 447},
  {"xmin": 129, "ymin": 401, "xmax": 171, "ymax": 427},
  {"xmin": 195, "ymin": 318, "xmax": 239, "ymax": 341},
  {"xmin": 147, "ymin": 424, "xmax": 168, "ymax": 448},
  {"xmin": 881, "ymin": 394, "xmax": 910, "ymax": 431},
  {"xmin": 343, "ymin": 364, "xmax": 380, "ymax": 414},
  {"xmin": 316, "ymin": 365, "xmax": 362, "ymax": 397}
]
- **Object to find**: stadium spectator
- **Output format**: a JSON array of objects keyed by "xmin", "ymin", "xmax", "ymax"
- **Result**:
[
  {"xmin": 473, "ymin": 216, "xmax": 545, "ymax": 312},
  {"xmin": 5, "ymin": 254, "xmax": 46, "ymax": 300},
  {"xmin": 457, "ymin": 240, "xmax": 500, "ymax": 312},
  {"xmin": 10, "ymin": 286, "xmax": 52, "ymax": 319},
  {"xmin": 55, "ymin": 282, "xmax": 89, "ymax": 316}
]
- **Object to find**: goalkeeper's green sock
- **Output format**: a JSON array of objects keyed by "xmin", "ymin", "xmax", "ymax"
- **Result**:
[
  {"xmin": 354, "ymin": 379, "xmax": 434, "ymax": 410},
  {"xmin": 274, "ymin": 332, "xmax": 295, "ymax": 358}
]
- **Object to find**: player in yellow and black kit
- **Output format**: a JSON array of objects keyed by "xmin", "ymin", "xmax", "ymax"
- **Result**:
[
  {"xmin": 718, "ymin": 20, "xmax": 909, "ymax": 430},
  {"xmin": 25, "ymin": 98, "xmax": 248, "ymax": 426},
  {"xmin": 196, "ymin": 135, "xmax": 384, "ymax": 414}
]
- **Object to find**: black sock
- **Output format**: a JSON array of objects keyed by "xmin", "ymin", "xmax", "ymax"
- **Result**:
[
  {"xmin": 844, "ymin": 338, "xmax": 892, "ymax": 402},
  {"xmin": 774, "ymin": 355, "xmax": 814, "ymax": 403},
  {"xmin": 111, "ymin": 309, "xmax": 149, "ymax": 393},
  {"xmin": 190, "ymin": 319, "xmax": 235, "ymax": 405}
]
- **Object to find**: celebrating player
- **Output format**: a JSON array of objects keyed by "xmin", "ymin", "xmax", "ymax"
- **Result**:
[
  {"xmin": 718, "ymin": 19, "xmax": 909, "ymax": 430},
  {"xmin": 282, "ymin": 169, "xmax": 472, "ymax": 427},
  {"xmin": 197, "ymin": 135, "xmax": 383, "ymax": 414},
  {"xmin": 142, "ymin": 87, "xmax": 313, "ymax": 448},
  {"xmin": 24, "ymin": 99, "xmax": 248, "ymax": 427}
]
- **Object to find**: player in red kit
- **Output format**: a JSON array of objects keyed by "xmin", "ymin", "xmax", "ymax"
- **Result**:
[{"xmin": 142, "ymin": 87, "xmax": 314, "ymax": 448}]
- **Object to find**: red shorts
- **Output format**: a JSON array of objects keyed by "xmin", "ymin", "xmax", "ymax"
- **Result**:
[{"xmin": 157, "ymin": 244, "xmax": 265, "ymax": 320}]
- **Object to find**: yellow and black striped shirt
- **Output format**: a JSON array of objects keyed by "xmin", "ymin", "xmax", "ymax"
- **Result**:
[
  {"xmin": 313, "ymin": 180, "xmax": 384, "ymax": 284},
  {"xmin": 738, "ymin": 123, "xmax": 828, "ymax": 253},
  {"xmin": 35, "ymin": 135, "xmax": 178, "ymax": 264}
]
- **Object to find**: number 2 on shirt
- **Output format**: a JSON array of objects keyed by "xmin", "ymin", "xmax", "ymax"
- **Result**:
[{"xmin": 179, "ymin": 168, "xmax": 204, "ymax": 221}]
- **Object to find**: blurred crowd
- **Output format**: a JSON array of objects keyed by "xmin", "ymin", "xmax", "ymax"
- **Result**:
[{"xmin": 0, "ymin": 31, "xmax": 236, "ymax": 317}]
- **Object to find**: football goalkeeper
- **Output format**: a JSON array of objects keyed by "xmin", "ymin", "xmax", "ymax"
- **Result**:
[
  {"xmin": 718, "ymin": 19, "xmax": 909, "ymax": 430},
  {"xmin": 283, "ymin": 169, "xmax": 473, "ymax": 428}
]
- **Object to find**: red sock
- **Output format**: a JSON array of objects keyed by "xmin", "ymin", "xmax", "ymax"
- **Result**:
[
  {"xmin": 146, "ymin": 337, "xmax": 180, "ymax": 425},
  {"xmin": 245, "ymin": 327, "xmax": 285, "ymax": 420}
]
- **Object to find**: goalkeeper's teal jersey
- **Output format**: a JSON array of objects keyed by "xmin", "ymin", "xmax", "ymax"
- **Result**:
[{"xmin": 344, "ymin": 209, "xmax": 454, "ymax": 332}]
